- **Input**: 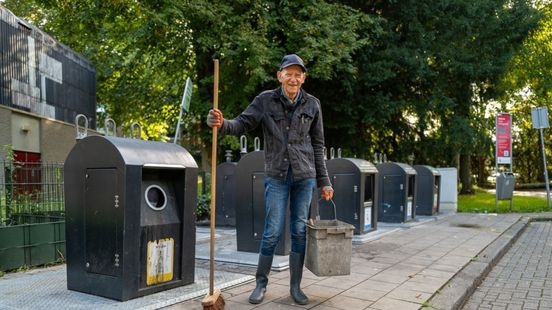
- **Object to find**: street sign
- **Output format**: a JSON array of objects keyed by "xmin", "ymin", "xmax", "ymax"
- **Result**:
[
  {"xmin": 532, "ymin": 107, "xmax": 551, "ymax": 209},
  {"xmin": 531, "ymin": 107, "xmax": 549, "ymax": 129},
  {"xmin": 496, "ymin": 113, "xmax": 512, "ymax": 164},
  {"xmin": 174, "ymin": 77, "xmax": 193, "ymax": 144}
]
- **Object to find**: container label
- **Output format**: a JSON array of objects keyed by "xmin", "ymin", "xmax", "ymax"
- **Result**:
[
  {"xmin": 364, "ymin": 207, "xmax": 371, "ymax": 229},
  {"xmin": 407, "ymin": 201, "xmax": 412, "ymax": 217},
  {"xmin": 146, "ymin": 238, "xmax": 174, "ymax": 285}
]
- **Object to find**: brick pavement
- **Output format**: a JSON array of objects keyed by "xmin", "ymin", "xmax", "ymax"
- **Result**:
[
  {"xmin": 463, "ymin": 221, "xmax": 552, "ymax": 310},
  {"xmin": 167, "ymin": 213, "xmax": 521, "ymax": 309}
]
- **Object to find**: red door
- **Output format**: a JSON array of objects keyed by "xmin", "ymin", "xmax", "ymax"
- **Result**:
[{"xmin": 12, "ymin": 151, "xmax": 41, "ymax": 198}]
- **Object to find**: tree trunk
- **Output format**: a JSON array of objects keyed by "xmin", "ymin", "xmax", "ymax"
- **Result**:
[
  {"xmin": 476, "ymin": 155, "xmax": 488, "ymax": 186},
  {"xmin": 459, "ymin": 153, "xmax": 474, "ymax": 194}
]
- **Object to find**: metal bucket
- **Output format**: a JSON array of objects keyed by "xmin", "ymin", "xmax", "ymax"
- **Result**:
[{"xmin": 305, "ymin": 199, "xmax": 354, "ymax": 276}]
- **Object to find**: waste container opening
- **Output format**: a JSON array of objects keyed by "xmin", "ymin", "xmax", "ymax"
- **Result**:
[
  {"xmin": 407, "ymin": 175, "xmax": 416, "ymax": 218},
  {"xmin": 434, "ymin": 175, "xmax": 441, "ymax": 211},
  {"xmin": 145, "ymin": 185, "xmax": 167, "ymax": 211},
  {"xmin": 408, "ymin": 175, "xmax": 415, "ymax": 197},
  {"xmin": 364, "ymin": 175, "xmax": 374, "ymax": 206}
]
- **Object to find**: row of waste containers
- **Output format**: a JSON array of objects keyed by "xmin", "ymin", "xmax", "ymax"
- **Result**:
[
  {"xmin": 62, "ymin": 133, "xmax": 442, "ymax": 301},
  {"xmin": 216, "ymin": 137, "xmax": 442, "ymax": 256}
]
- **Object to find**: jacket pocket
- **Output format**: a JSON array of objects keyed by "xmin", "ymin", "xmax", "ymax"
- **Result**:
[{"xmin": 297, "ymin": 110, "xmax": 315, "ymax": 136}]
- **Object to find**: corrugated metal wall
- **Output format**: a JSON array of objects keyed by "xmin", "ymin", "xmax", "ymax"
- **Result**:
[{"xmin": 0, "ymin": 7, "xmax": 96, "ymax": 129}]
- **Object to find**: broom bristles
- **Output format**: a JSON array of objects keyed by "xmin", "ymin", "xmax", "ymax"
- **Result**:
[{"xmin": 201, "ymin": 288, "xmax": 225, "ymax": 310}]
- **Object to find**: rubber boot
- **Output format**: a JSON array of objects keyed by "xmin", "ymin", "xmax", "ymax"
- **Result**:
[
  {"xmin": 248, "ymin": 254, "xmax": 273, "ymax": 304},
  {"xmin": 289, "ymin": 251, "xmax": 309, "ymax": 305}
]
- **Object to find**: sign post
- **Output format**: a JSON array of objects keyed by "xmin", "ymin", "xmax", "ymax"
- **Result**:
[
  {"xmin": 174, "ymin": 77, "xmax": 193, "ymax": 144},
  {"xmin": 495, "ymin": 113, "xmax": 513, "ymax": 212},
  {"xmin": 531, "ymin": 107, "xmax": 550, "ymax": 209}
]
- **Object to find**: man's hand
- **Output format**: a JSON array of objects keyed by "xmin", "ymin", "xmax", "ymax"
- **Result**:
[
  {"xmin": 207, "ymin": 108, "xmax": 223, "ymax": 128},
  {"xmin": 322, "ymin": 186, "xmax": 334, "ymax": 201}
]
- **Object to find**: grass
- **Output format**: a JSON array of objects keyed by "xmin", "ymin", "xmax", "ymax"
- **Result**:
[{"xmin": 458, "ymin": 188, "xmax": 549, "ymax": 213}]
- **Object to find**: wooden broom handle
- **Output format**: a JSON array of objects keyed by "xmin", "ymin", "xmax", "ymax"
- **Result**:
[{"xmin": 209, "ymin": 59, "xmax": 219, "ymax": 296}]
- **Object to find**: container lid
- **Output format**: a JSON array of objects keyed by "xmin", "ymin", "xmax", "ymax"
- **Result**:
[
  {"xmin": 377, "ymin": 162, "xmax": 417, "ymax": 175},
  {"xmin": 413, "ymin": 165, "xmax": 441, "ymax": 176},
  {"xmin": 79, "ymin": 135, "xmax": 198, "ymax": 168},
  {"xmin": 327, "ymin": 158, "xmax": 378, "ymax": 173}
]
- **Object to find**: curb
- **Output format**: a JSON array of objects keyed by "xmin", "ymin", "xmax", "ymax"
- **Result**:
[{"xmin": 426, "ymin": 216, "xmax": 530, "ymax": 310}]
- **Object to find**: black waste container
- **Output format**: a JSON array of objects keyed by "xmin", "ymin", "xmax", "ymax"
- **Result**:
[
  {"xmin": 319, "ymin": 158, "xmax": 378, "ymax": 234},
  {"xmin": 413, "ymin": 165, "xmax": 441, "ymax": 215},
  {"xmin": 215, "ymin": 150, "xmax": 238, "ymax": 226},
  {"xmin": 235, "ymin": 139, "xmax": 290, "ymax": 255},
  {"xmin": 64, "ymin": 135, "xmax": 198, "ymax": 301},
  {"xmin": 377, "ymin": 162, "xmax": 417, "ymax": 223}
]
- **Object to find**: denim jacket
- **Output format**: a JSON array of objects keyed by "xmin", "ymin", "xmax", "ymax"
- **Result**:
[{"xmin": 220, "ymin": 87, "xmax": 331, "ymax": 188}]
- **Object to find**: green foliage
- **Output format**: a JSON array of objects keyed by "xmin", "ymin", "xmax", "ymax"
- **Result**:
[
  {"xmin": 2, "ymin": 145, "xmax": 14, "ymax": 162},
  {"xmin": 499, "ymin": 4, "xmax": 552, "ymax": 183},
  {"xmin": 515, "ymin": 183, "xmax": 552, "ymax": 190},
  {"xmin": 183, "ymin": 0, "xmax": 371, "ymax": 162},
  {"xmin": 3, "ymin": 0, "xmax": 545, "ymax": 188},
  {"xmin": 196, "ymin": 192, "xmax": 210, "ymax": 222},
  {"xmin": 5, "ymin": 0, "xmax": 194, "ymax": 141}
]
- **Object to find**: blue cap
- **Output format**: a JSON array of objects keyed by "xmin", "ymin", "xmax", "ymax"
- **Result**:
[{"xmin": 279, "ymin": 54, "xmax": 306, "ymax": 72}]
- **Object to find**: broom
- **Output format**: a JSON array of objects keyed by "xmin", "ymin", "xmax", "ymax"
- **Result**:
[{"xmin": 201, "ymin": 59, "xmax": 225, "ymax": 310}]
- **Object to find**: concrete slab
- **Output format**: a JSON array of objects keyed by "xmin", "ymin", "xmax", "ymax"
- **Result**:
[
  {"xmin": 0, "ymin": 264, "xmax": 253, "ymax": 310},
  {"xmin": 351, "ymin": 211, "xmax": 455, "ymax": 244},
  {"xmin": 195, "ymin": 226, "xmax": 289, "ymax": 271},
  {"xmin": 2, "ymin": 212, "xmax": 533, "ymax": 310}
]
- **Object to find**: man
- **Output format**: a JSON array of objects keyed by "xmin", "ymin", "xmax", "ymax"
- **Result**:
[{"xmin": 206, "ymin": 54, "xmax": 333, "ymax": 305}]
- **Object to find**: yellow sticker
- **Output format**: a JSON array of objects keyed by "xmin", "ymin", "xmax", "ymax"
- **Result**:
[{"xmin": 146, "ymin": 238, "xmax": 174, "ymax": 285}]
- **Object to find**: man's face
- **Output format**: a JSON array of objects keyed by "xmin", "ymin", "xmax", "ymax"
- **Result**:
[{"xmin": 277, "ymin": 65, "xmax": 306, "ymax": 100}]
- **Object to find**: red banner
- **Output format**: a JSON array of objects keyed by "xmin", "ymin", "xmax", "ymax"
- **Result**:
[{"xmin": 496, "ymin": 113, "xmax": 511, "ymax": 164}]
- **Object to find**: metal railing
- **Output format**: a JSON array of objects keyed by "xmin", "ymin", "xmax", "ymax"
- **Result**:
[{"xmin": 0, "ymin": 161, "xmax": 64, "ymax": 226}]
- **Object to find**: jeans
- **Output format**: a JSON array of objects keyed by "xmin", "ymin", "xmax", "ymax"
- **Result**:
[{"xmin": 259, "ymin": 172, "xmax": 316, "ymax": 256}]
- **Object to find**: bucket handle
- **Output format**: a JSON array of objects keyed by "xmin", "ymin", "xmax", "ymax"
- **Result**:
[{"xmin": 316, "ymin": 197, "xmax": 337, "ymax": 221}]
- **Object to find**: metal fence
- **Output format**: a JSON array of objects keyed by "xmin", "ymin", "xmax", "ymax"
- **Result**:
[{"xmin": 0, "ymin": 160, "xmax": 64, "ymax": 226}]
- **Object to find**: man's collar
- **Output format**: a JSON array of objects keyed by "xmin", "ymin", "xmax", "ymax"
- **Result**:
[
  {"xmin": 272, "ymin": 87, "xmax": 307, "ymax": 104},
  {"xmin": 279, "ymin": 87, "xmax": 302, "ymax": 102}
]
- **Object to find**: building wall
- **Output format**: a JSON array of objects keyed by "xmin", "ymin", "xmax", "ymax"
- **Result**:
[
  {"xmin": 11, "ymin": 113, "xmax": 40, "ymax": 153},
  {"xmin": 0, "ymin": 6, "xmax": 96, "ymax": 128},
  {"xmin": 40, "ymin": 119, "xmax": 77, "ymax": 163},
  {"xmin": 1, "ymin": 105, "xmax": 100, "ymax": 164}
]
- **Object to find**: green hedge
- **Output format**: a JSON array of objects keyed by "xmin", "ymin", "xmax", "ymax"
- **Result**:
[{"xmin": 478, "ymin": 182, "xmax": 552, "ymax": 190}]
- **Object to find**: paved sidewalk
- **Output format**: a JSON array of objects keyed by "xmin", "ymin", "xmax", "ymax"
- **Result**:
[
  {"xmin": 168, "ymin": 213, "xmax": 522, "ymax": 309},
  {"xmin": 462, "ymin": 221, "xmax": 552, "ymax": 310}
]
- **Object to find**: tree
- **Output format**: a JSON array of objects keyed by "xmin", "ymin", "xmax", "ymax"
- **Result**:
[
  {"xmin": 5, "ymin": 0, "xmax": 195, "ymax": 141},
  {"xmin": 325, "ymin": 0, "xmax": 539, "ymax": 194},
  {"xmin": 168, "ymin": 0, "xmax": 372, "ymax": 169},
  {"xmin": 500, "ymin": 3, "xmax": 552, "ymax": 183},
  {"xmin": 5, "ymin": 0, "xmax": 541, "ymax": 189},
  {"xmin": 6, "ymin": 0, "xmax": 371, "ymax": 169}
]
